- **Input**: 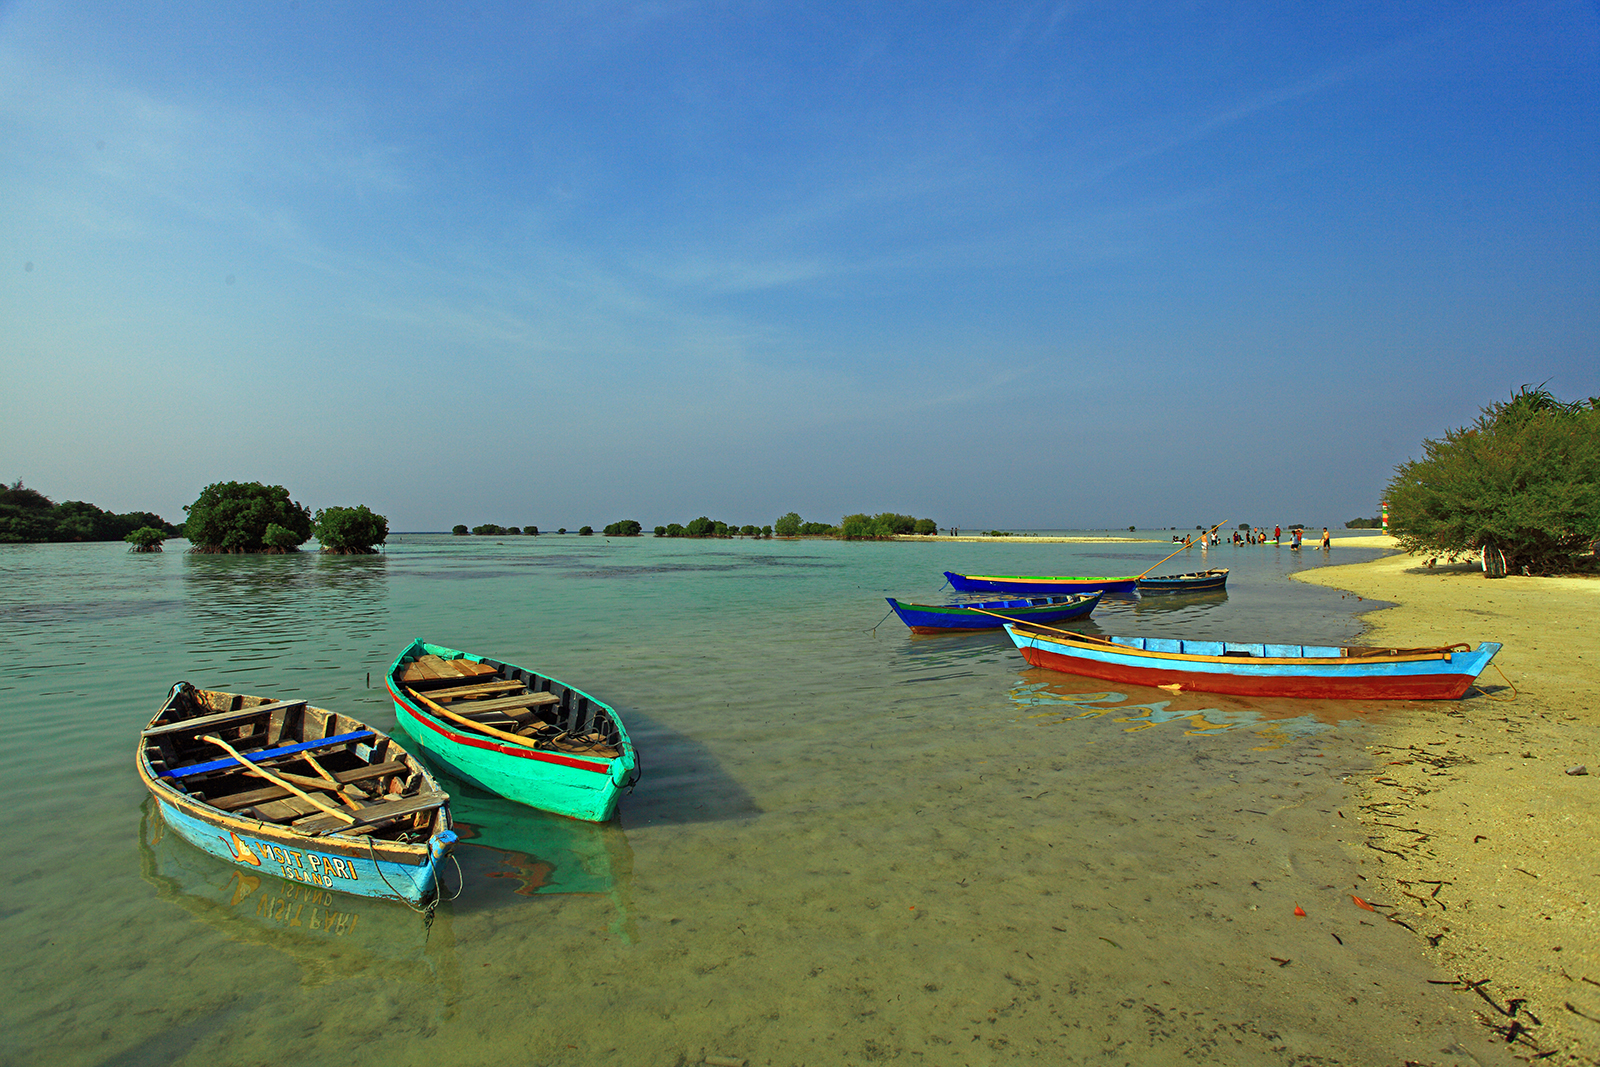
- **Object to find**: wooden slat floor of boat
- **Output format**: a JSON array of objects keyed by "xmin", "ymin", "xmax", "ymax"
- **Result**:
[
  {"xmin": 142, "ymin": 699, "xmax": 307, "ymax": 738},
  {"xmin": 206, "ymin": 761, "xmax": 412, "ymax": 812},
  {"xmin": 423, "ymin": 679, "xmax": 527, "ymax": 702},
  {"xmin": 294, "ymin": 793, "xmax": 449, "ymax": 835},
  {"xmin": 252, "ymin": 794, "xmax": 327, "ymax": 823}
]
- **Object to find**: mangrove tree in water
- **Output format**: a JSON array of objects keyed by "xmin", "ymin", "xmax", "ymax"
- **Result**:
[
  {"xmin": 312, "ymin": 505, "xmax": 389, "ymax": 554},
  {"xmin": 183, "ymin": 481, "xmax": 312, "ymax": 553}
]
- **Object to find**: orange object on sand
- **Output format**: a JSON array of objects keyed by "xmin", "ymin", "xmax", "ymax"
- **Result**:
[
  {"xmin": 1351, "ymin": 895, "xmax": 1376, "ymax": 911},
  {"xmin": 1293, "ymin": 904, "xmax": 1306, "ymax": 917}
]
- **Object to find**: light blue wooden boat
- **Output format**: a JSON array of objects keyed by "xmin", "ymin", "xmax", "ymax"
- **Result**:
[
  {"xmin": 386, "ymin": 640, "xmax": 640, "ymax": 823},
  {"xmin": 1004, "ymin": 623, "xmax": 1502, "ymax": 699},
  {"xmin": 137, "ymin": 683, "xmax": 457, "ymax": 908}
]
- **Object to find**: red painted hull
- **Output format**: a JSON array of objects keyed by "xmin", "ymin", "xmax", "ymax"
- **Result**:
[{"xmin": 1014, "ymin": 645, "xmax": 1479, "ymax": 700}]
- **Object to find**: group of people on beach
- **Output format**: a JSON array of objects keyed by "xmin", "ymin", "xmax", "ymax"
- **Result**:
[{"xmin": 1228, "ymin": 525, "xmax": 1332, "ymax": 550}]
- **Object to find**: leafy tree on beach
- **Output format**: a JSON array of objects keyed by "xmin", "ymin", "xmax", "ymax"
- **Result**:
[
  {"xmin": 1384, "ymin": 384, "xmax": 1600, "ymax": 573},
  {"xmin": 452, "ymin": 524, "xmax": 468, "ymax": 535},
  {"xmin": 183, "ymin": 481, "xmax": 311, "ymax": 553}
]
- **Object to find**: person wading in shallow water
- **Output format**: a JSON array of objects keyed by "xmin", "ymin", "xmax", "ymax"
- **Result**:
[
  {"xmin": 1273, "ymin": 524, "xmax": 1281, "ymax": 543},
  {"xmin": 1320, "ymin": 527, "xmax": 1330, "ymax": 550}
]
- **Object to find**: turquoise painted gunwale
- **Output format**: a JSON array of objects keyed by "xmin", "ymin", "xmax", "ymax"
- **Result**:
[{"xmin": 386, "ymin": 640, "xmax": 639, "ymax": 823}]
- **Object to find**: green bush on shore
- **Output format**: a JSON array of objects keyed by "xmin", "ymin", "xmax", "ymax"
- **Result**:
[{"xmin": 1385, "ymin": 384, "xmax": 1600, "ymax": 574}]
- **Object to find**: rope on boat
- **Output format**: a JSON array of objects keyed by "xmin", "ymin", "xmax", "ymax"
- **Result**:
[
  {"xmin": 1470, "ymin": 662, "xmax": 1519, "ymax": 702},
  {"xmin": 366, "ymin": 835, "xmax": 456, "ymax": 926},
  {"xmin": 868, "ymin": 606, "xmax": 896, "ymax": 635}
]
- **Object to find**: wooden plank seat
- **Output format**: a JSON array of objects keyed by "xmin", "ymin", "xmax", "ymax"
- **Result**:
[
  {"xmin": 159, "ymin": 729, "xmax": 375, "ymax": 779},
  {"xmin": 293, "ymin": 792, "xmax": 450, "ymax": 836},
  {"xmin": 141, "ymin": 699, "xmax": 307, "ymax": 738},
  {"xmin": 420, "ymin": 679, "xmax": 526, "ymax": 702},
  {"xmin": 206, "ymin": 760, "xmax": 412, "ymax": 812},
  {"xmin": 449, "ymin": 691, "xmax": 561, "ymax": 718}
]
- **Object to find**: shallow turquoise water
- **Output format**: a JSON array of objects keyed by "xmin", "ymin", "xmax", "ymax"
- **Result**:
[{"xmin": 0, "ymin": 534, "xmax": 1514, "ymax": 1066}]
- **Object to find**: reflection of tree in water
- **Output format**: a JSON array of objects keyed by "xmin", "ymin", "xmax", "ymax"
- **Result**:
[{"xmin": 182, "ymin": 554, "xmax": 388, "ymax": 647}]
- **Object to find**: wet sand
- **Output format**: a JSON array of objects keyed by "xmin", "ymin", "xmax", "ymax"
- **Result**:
[{"xmin": 1294, "ymin": 538, "xmax": 1600, "ymax": 1061}]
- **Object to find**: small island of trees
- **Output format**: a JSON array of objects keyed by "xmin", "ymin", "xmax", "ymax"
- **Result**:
[{"xmin": 184, "ymin": 481, "xmax": 388, "ymax": 554}]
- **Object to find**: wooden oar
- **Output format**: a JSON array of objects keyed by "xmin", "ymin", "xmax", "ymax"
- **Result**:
[
  {"xmin": 303, "ymin": 752, "xmax": 364, "ymax": 810},
  {"xmin": 406, "ymin": 687, "xmax": 565, "ymax": 754},
  {"xmin": 200, "ymin": 735, "xmax": 357, "ymax": 824},
  {"xmin": 966, "ymin": 607, "xmax": 1118, "ymax": 643},
  {"xmin": 1136, "ymin": 519, "xmax": 1229, "ymax": 579}
]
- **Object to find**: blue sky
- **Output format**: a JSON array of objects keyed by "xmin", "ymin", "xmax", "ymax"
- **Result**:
[{"xmin": 3, "ymin": 1, "xmax": 1596, "ymax": 532}]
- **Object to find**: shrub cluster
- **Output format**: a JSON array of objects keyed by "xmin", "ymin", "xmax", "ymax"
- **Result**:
[
  {"xmin": 653, "ymin": 517, "xmax": 772, "ymax": 538},
  {"xmin": 838, "ymin": 512, "xmax": 938, "ymax": 540},
  {"xmin": 184, "ymin": 482, "xmax": 313, "ymax": 553},
  {"xmin": 312, "ymin": 505, "xmax": 389, "ymax": 554}
]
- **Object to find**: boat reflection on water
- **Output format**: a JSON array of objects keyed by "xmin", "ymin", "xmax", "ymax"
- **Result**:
[
  {"xmin": 138, "ymin": 798, "xmax": 459, "ymax": 991},
  {"xmin": 1123, "ymin": 587, "xmax": 1228, "ymax": 616},
  {"xmin": 424, "ymin": 765, "xmax": 637, "ymax": 943},
  {"xmin": 1009, "ymin": 667, "xmax": 1399, "ymax": 747}
]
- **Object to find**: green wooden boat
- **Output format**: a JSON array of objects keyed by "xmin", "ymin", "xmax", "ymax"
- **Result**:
[{"xmin": 386, "ymin": 640, "xmax": 639, "ymax": 823}]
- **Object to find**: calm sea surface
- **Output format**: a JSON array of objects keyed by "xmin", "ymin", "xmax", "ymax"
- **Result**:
[{"xmin": 0, "ymin": 533, "xmax": 1515, "ymax": 1066}]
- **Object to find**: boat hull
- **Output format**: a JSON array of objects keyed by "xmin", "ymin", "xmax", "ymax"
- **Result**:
[
  {"xmin": 1004, "ymin": 626, "xmax": 1502, "ymax": 700},
  {"xmin": 143, "ymin": 788, "xmax": 450, "ymax": 904},
  {"xmin": 886, "ymin": 592, "xmax": 1100, "ymax": 633},
  {"xmin": 387, "ymin": 641, "xmax": 639, "ymax": 823},
  {"xmin": 944, "ymin": 570, "xmax": 1139, "ymax": 595},
  {"xmin": 1136, "ymin": 569, "xmax": 1228, "ymax": 594}
]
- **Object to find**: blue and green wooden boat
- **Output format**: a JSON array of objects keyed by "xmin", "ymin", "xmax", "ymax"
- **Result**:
[
  {"xmin": 886, "ymin": 591, "xmax": 1101, "ymax": 633},
  {"xmin": 386, "ymin": 640, "xmax": 639, "ymax": 823},
  {"xmin": 137, "ymin": 682, "xmax": 457, "ymax": 908},
  {"xmin": 944, "ymin": 570, "xmax": 1140, "ymax": 595},
  {"xmin": 1136, "ymin": 568, "xmax": 1229, "ymax": 594}
]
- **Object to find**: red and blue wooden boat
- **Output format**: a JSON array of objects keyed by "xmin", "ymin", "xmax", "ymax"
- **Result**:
[
  {"xmin": 944, "ymin": 570, "xmax": 1140, "ymax": 595},
  {"xmin": 137, "ymin": 683, "xmax": 457, "ymax": 907},
  {"xmin": 1003, "ymin": 623, "xmax": 1502, "ymax": 700},
  {"xmin": 887, "ymin": 591, "xmax": 1100, "ymax": 633},
  {"xmin": 387, "ymin": 640, "xmax": 639, "ymax": 823},
  {"xmin": 1136, "ymin": 568, "xmax": 1229, "ymax": 594}
]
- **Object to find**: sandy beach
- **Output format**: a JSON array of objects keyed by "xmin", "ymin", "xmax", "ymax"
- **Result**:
[{"xmin": 1294, "ymin": 537, "xmax": 1600, "ymax": 1061}]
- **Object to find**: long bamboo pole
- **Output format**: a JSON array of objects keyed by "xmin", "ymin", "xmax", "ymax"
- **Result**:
[
  {"xmin": 965, "ymin": 607, "xmax": 1118, "ymax": 642},
  {"xmin": 406, "ymin": 687, "xmax": 559, "ymax": 752},
  {"xmin": 201, "ymin": 735, "xmax": 357, "ymax": 824},
  {"xmin": 1136, "ymin": 520, "xmax": 1229, "ymax": 578}
]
